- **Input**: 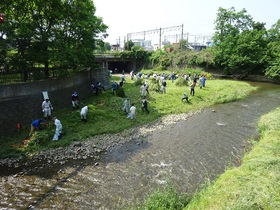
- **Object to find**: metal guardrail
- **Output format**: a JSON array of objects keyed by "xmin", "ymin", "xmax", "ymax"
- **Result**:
[{"xmin": 0, "ymin": 69, "xmax": 80, "ymax": 84}]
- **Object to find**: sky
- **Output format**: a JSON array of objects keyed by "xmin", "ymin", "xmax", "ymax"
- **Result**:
[{"xmin": 93, "ymin": 0, "xmax": 280, "ymax": 46}]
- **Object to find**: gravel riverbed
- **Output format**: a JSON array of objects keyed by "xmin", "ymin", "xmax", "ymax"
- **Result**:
[{"xmin": 0, "ymin": 112, "xmax": 198, "ymax": 176}]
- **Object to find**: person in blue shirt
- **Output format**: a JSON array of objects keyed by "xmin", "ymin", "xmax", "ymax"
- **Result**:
[
  {"xmin": 201, "ymin": 75, "xmax": 206, "ymax": 87},
  {"xmin": 112, "ymin": 81, "xmax": 118, "ymax": 95},
  {"xmin": 29, "ymin": 119, "xmax": 47, "ymax": 136}
]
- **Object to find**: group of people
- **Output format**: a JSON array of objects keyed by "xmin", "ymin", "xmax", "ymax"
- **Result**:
[
  {"xmin": 30, "ymin": 71, "xmax": 206, "ymax": 141},
  {"xmin": 29, "ymin": 91, "xmax": 90, "ymax": 142},
  {"xmin": 122, "ymin": 97, "xmax": 149, "ymax": 120},
  {"xmin": 91, "ymin": 82, "xmax": 105, "ymax": 96}
]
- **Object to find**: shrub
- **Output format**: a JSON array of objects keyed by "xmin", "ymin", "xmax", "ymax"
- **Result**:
[
  {"xmin": 149, "ymin": 77, "xmax": 161, "ymax": 92},
  {"xmin": 134, "ymin": 78, "xmax": 144, "ymax": 86},
  {"xmin": 116, "ymin": 86, "xmax": 126, "ymax": 98},
  {"xmin": 174, "ymin": 76, "xmax": 188, "ymax": 87}
]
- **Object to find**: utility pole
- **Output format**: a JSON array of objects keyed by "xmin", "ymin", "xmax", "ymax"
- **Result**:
[
  {"xmin": 181, "ymin": 24, "xmax": 184, "ymax": 49},
  {"xmin": 127, "ymin": 24, "xmax": 182, "ymax": 49},
  {"xmin": 159, "ymin": 28, "xmax": 162, "ymax": 49}
]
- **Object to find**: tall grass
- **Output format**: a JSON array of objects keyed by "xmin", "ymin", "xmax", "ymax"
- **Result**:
[
  {"xmin": 183, "ymin": 107, "xmax": 280, "ymax": 210},
  {"xmin": 0, "ymin": 75, "xmax": 257, "ymax": 158}
]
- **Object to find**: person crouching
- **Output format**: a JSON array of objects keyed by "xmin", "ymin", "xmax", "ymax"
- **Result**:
[{"xmin": 80, "ymin": 105, "xmax": 88, "ymax": 123}]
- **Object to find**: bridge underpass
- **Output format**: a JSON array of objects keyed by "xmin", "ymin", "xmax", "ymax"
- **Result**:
[{"xmin": 94, "ymin": 54, "xmax": 135, "ymax": 73}]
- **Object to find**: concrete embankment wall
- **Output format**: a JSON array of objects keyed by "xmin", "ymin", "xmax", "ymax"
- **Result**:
[{"xmin": 0, "ymin": 68, "xmax": 110, "ymax": 137}]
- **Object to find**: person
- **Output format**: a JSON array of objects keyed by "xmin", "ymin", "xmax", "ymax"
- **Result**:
[
  {"xmin": 108, "ymin": 70, "xmax": 112, "ymax": 77},
  {"xmin": 127, "ymin": 103, "xmax": 136, "ymax": 119},
  {"xmin": 181, "ymin": 93, "xmax": 189, "ymax": 103},
  {"xmin": 190, "ymin": 82, "xmax": 195, "ymax": 96},
  {"xmin": 130, "ymin": 70, "xmax": 134, "ymax": 80},
  {"xmin": 144, "ymin": 80, "xmax": 149, "ymax": 94},
  {"xmin": 29, "ymin": 119, "xmax": 47, "ymax": 136},
  {"xmin": 71, "ymin": 92, "xmax": 79, "ymax": 110},
  {"xmin": 193, "ymin": 73, "xmax": 197, "ymax": 83},
  {"xmin": 121, "ymin": 74, "xmax": 126, "ymax": 83},
  {"xmin": 80, "ymin": 105, "xmax": 89, "ymax": 123},
  {"xmin": 42, "ymin": 98, "xmax": 53, "ymax": 120},
  {"xmin": 112, "ymin": 81, "xmax": 118, "ymax": 95},
  {"xmin": 171, "ymin": 72, "xmax": 175, "ymax": 82},
  {"xmin": 201, "ymin": 75, "xmax": 206, "ymax": 87},
  {"xmin": 122, "ymin": 98, "xmax": 130, "ymax": 114},
  {"xmin": 141, "ymin": 98, "xmax": 149, "ymax": 114},
  {"xmin": 97, "ymin": 82, "xmax": 105, "ymax": 91},
  {"xmin": 140, "ymin": 84, "xmax": 147, "ymax": 98},
  {"xmin": 52, "ymin": 117, "xmax": 62, "ymax": 141},
  {"xmin": 162, "ymin": 80, "xmax": 167, "ymax": 94},
  {"xmin": 91, "ymin": 84, "xmax": 99, "ymax": 95}
]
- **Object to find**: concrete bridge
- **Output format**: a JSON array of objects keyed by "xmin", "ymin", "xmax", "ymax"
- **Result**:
[{"xmin": 94, "ymin": 54, "xmax": 135, "ymax": 73}]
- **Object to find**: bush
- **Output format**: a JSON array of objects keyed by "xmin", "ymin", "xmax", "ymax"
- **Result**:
[
  {"xmin": 149, "ymin": 77, "xmax": 161, "ymax": 92},
  {"xmin": 116, "ymin": 86, "xmax": 126, "ymax": 98},
  {"xmin": 174, "ymin": 77, "xmax": 188, "ymax": 87},
  {"xmin": 134, "ymin": 78, "xmax": 144, "ymax": 86}
]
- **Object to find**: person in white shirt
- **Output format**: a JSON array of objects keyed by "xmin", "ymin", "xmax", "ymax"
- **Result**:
[
  {"xmin": 127, "ymin": 103, "xmax": 136, "ymax": 119},
  {"xmin": 52, "ymin": 117, "xmax": 62, "ymax": 141},
  {"xmin": 42, "ymin": 98, "xmax": 53, "ymax": 120},
  {"xmin": 140, "ymin": 84, "xmax": 147, "ymax": 98},
  {"xmin": 80, "ymin": 105, "xmax": 89, "ymax": 123}
]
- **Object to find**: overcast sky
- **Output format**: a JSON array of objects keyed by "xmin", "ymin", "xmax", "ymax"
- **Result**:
[{"xmin": 93, "ymin": 0, "xmax": 280, "ymax": 45}]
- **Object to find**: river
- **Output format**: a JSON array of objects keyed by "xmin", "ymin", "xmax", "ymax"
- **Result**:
[{"xmin": 0, "ymin": 82, "xmax": 280, "ymax": 210}]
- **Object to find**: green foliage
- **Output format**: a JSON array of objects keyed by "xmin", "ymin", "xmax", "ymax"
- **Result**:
[
  {"xmin": 264, "ymin": 20, "xmax": 280, "ymax": 79},
  {"xmin": 134, "ymin": 78, "xmax": 144, "ymax": 86},
  {"xmin": 124, "ymin": 40, "xmax": 134, "ymax": 51},
  {"xmin": 149, "ymin": 77, "xmax": 161, "ymax": 92},
  {"xmin": 213, "ymin": 7, "xmax": 268, "ymax": 74},
  {"xmin": 149, "ymin": 46, "xmax": 215, "ymax": 71},
  {"xmin": 0, "ymin": 0, "xmax": 108, "ymax": 78},
  {"xmin": 150, "ymin": 49, "xmax": 166, "ymax": 66},
  {"xmin": 116, "ymin": 86, "xmax": 126, "ymax": 98},
  {"xmin": 174, "ymin": 77, "xmax": 188, "ymax": 86},
  {"xmin": 105, "ymin": 97, "xmax": 124, "ymax": 110},
  {"xmin": 139, "ymin": 184, "xmax": 190, "ymax": 210}
]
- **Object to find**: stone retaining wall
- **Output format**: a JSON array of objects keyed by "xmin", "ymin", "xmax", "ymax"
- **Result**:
[{"xmin": 0, "ymin": 68, "xmax": 110, "ymax": 137}]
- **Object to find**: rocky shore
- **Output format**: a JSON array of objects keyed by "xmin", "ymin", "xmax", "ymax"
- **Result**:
[{"xmin": 0, "ymin": 111, "xmax": 198, "ymax": 176}]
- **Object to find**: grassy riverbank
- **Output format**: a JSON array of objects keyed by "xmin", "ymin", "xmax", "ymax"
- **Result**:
[
  {"xmin": 0, "ymin": 73, "xmax": 257, "ymax": 159},
  {"xmin": 181, "ymin": 107, "xmax": 280, "ymax": 210}
]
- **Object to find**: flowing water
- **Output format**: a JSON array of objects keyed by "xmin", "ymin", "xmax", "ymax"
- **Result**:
[{"xmin": 1, "ymin": 82, "xmax": 280, "ymax": 210}]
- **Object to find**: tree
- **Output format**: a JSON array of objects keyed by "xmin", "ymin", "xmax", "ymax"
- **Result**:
[
  {"xmin": 213, "ymin": 7, "xmax": 268, "ymax": 75},
  {"xmin": 120, "ymin": 46, "xmax": 152, "ymax": 70},
  {"xmin": 94, "ymin": 41, "xmax": 111, "ymax": 53},
  {"xmin": 124, "ymin": 40, "xmax": 134, "ymax": 51},
  {"xmin": 0, "ymin": 0, "xmax": 108, "ymax": 79},
  {"xmin": 264, "ymin": 19, "xmax": 280, "ymax": 79}
]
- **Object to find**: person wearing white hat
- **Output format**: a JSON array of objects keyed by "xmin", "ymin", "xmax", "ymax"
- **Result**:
[{"xmin": 42, "ymin": 98, "xmax": 53, "ymax": 120}]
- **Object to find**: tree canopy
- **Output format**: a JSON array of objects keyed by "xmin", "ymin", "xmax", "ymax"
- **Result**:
[
  {"xmin": 212, "ymin": 7, "xmax": 269, "ymax": 75},
  {"xmin": 0, "ymin": 0, "xmax": 108, "ymax": 80}
]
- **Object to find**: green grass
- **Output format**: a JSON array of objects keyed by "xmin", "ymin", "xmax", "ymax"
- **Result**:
[
  {"xmin": 183, "ymin": 107, "xmax": 280, "ymax": 210},
  {"xmin": 0, "ymin": 74, "xmax": 257, "ymax": 158}
]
